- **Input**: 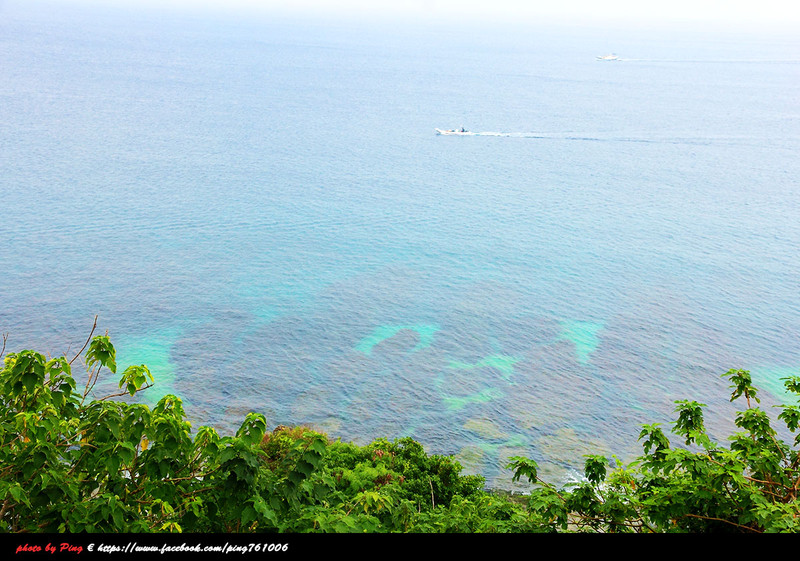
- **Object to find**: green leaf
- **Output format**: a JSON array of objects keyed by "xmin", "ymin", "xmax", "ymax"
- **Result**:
[
  {"xmin": 21, "ymin": 371, "xmax": 38, "ymax": 394},
  {"xmin": 310, "ymin": 436, "xmax": 327, "ymax": 456},
  {"xmin": 235, "ymin": 413, "xmax": 267, "ymax": 446},
  {"xmin": 9, "ymin": 483, "xmax": 28, "ymax": 505},
  {"xmin": 723, "ymin": 369, "xmax": 760, "ymax": 404},
  {"xmin": 294, "ymin": 459, "xmax": 314, "ymax": 477},
  {"xmin": 778, "ymin": 405, "xmax": 800, "ymax": 432},
  {"xmin": 782, "ymin": 376, "xmax": 800, "ymax": 398},
  {"xmin": 105, "ymin": 454, "xmax": 121, "ymax": 474},
  {"xmin": 673, "ymin": 400, "xmax": 707, "ymax": 445},
  {"xmin": 86, "ymin": 335, "xmax": 117, "ymax": 374},
  {"xmin": 119, "ymin": 364, "xmax": 151, "ymax": 395},
  {"xmin": 584, "ymin": 455, "xmax": 608, "ymax": 485},
  {"xmin": 506, "ymin": 456, "xmax": 538, "ymax": 484}
]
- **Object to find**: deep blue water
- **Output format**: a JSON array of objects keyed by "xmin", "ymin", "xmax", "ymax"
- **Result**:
[{"xmin": 2, "ymin": 1, "xmax": 800, "ymax": 486}]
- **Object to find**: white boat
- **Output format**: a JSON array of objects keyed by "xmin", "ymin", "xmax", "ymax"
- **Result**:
[
  {"xmin": 596, "ymin": 54, "xmax": 620, "ymax": 61},
  {"xmin": 435, "ymin": 128, "xmax": 474, "ymax": 136}
]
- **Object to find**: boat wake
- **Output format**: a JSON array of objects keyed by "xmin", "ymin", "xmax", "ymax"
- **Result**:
[
  {"xmin": 615, "ymin": 58, "xmax": 800, "ymax": 64},
  {"xmin": 437, "ymin": 130, "xmax": 800, "ymax": 148}
]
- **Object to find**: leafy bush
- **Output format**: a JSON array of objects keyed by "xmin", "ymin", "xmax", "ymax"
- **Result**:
[
  {"xmin": 2, "ymin": 327, "xmax": 799, "ymax": 533},
  {"xmin": 0, "ymin": 331, "xmax": 272, "ymax": 532},
  {"xmin": 507, "ymin": 369, "xmax": 800, "ymax": 532}
]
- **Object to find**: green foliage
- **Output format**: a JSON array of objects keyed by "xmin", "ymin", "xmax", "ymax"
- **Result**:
[
  {"xmin": 507, "ymin": 456, "xmax": 539, "ymax": 484},
  {"xmin": 2, "ymin": 328, "xmax": 800, "ymax": 533},
  {"xmin": 513, "ymin": 368, "xmax": 800, "ymax": 533},
  {"xmin": 0, "ymin": 334, "xmax": 273, "ymax": 532}
]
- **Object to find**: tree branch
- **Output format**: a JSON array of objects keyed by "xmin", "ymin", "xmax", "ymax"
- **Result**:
[
  {"xmin": 97, "ymin": 384, "xmax": 154, "ymax": 402},
  {"xmin": 681, "ymin": 512, "xmax": 761, "ymax": 533},
  {"xmin": 70, "ymin": 315, "xmax": 98, "ymax": 365}
]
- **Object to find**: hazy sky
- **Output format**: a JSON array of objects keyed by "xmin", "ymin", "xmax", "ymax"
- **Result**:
[{"xmin": 60, "ymin": 0, "xmax": 800, "ymax": 30}]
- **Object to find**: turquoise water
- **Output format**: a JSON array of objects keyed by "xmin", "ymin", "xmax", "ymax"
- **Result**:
[{"xmin": 2, "ymin": 1, "xmax": 800, "ymax": 486}]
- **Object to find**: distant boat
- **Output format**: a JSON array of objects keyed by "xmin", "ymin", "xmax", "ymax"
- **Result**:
[
  {"xmin": 597, "ymin": 54, "xmax": 620, "ymax": 61},
  {"xmin": 435, "ymin": 127, "xmax": 473, "ymax": 136}
]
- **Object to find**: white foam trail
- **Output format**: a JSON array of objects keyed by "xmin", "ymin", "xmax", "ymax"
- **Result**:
[
  {"xmin": 447, "ymin": 131, "xmax": 800, "ymax": 148},
  {"xmin": 615, "ymin": 58, "xmax": 800, "ymax": 64}
]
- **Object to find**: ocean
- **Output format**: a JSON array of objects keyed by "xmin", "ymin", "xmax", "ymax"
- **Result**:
[{"xmin": 2, "ymin": 1, "xmax": 799, "ymax": 487}]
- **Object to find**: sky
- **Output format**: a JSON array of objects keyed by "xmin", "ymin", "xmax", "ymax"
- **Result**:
[{"xmin": 43, "ymin": 0, "xmax": 800, "ymax": 30}]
